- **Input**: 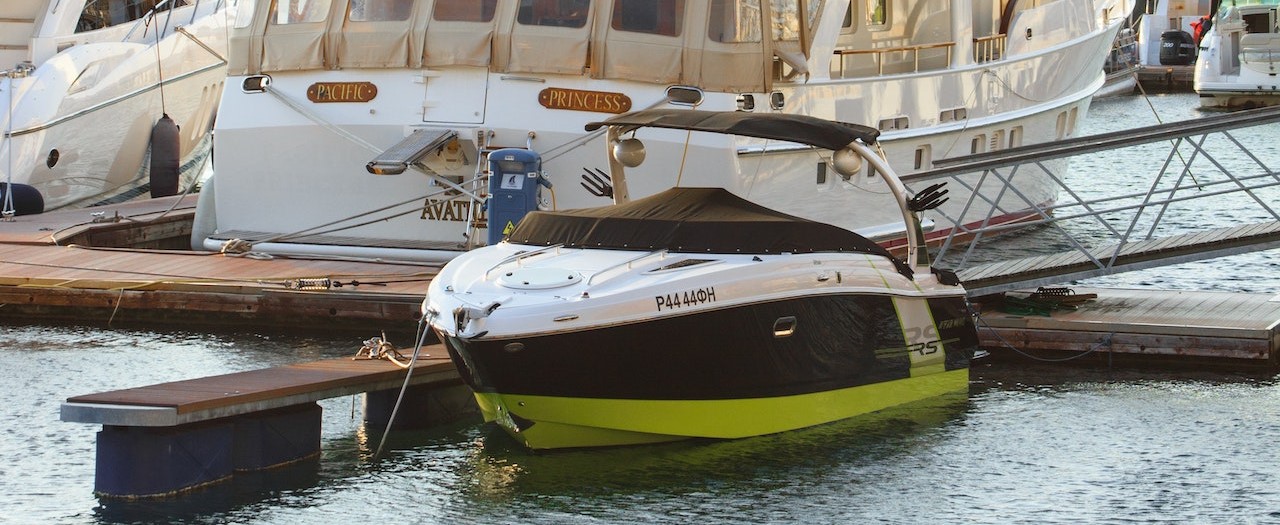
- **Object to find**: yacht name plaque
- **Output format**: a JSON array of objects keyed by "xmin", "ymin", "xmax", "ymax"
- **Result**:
[
  {"xmin": 538, "ymin": 88, "xmax": 631, "ymax": 113},
  {"xmin": 306, "ymin": 82, "xmax": 378, "ymax": 103}
]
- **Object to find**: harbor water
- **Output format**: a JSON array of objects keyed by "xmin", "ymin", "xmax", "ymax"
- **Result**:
[{"xmin": 4, "ymin": 93, "xmax": 1280, "ymax": 524}]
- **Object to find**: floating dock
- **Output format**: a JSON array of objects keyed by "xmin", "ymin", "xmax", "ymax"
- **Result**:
[
  {"xmin": 61, "ymin": 347, "xmax": 473, "ymax": 498},
  {"xmin": 1135, "ymin": 64, "xmax": 1195, "ymax": 92},
  {"xmin": 974, "ymin": 287, "xmax": 1280, "ymax": 370},
  {"xmin": 13, "ymin": 195, "xmax": 1277, "ymax": 499}
]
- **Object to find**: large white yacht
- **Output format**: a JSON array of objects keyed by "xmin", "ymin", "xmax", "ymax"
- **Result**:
[
  {"xmin": 1194, "ymin": 0, "xmax": 1280, "ymax": 109},
  {"xmin": 197, "ymin": 0, "xmax": 1125, "ymax": 262},
  {"xmin": 0, "ymin": 0, "xmax": 233, "ymax": 216}
]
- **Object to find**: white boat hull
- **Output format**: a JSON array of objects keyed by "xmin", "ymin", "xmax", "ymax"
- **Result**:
[
  {"xmin": 1194, "ymin": 1, "xmax": 1280, "ymax": 110},
  {"xmin": 0, "ymin": 0, "xmax": 232, "ymax": 213},
  {"xmin": 201, "ymin": 0, "xmax": 1121, "ymax": 260}
]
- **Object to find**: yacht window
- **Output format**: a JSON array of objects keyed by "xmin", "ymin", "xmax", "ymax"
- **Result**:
[
  {"xmin": 709, "ymin": 0, "xmax": 762, "ymax": 43},
  {"xmin": 867, "ymin": 0, "xmax": 887, "ymax": 28},
  {"xmin": 270, "ymin": 0, "xmax": 332, "ymax": 24},
  {"xmin": 1243, "ymin": 13, "xmax": 1272, "ymax": 33},
  {"xmin": 770, "ymin": 0, "xmax": 820, "ymax": 42},
  {"xmin": 78, "ymin": 0, "xmax": 185, "ymax": 31},
  {"xmin": 434, "ymin": 0, "xmax": 497, "ymax": 22},
  {"xmin": 840, "ymin": 2, "xmax": 855, "ymax": 34},
  {"xmin": 612, "ymin": 0, "xmax": 684, "ymax": 36},
  {"xmin": 518, "ymin": 0, "xmax": 590, "ymax": 28},
  {"xmin": 348, "ymin": 0, "xmax": 412, "ymax": 22}
]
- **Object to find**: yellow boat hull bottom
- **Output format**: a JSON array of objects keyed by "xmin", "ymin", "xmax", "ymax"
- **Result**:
[{"xmin": 473, "ymin": 368, "xmax": 969, "ymax": 450}]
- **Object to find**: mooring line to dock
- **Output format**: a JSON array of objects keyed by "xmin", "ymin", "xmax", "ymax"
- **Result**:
[
  {"xmin": 973, "ymin": 310, "xmax": 1116, "ymax": 363},
  {"xmin": 373, "ymin": 312, "xmax": 434, "ymax": 460}
]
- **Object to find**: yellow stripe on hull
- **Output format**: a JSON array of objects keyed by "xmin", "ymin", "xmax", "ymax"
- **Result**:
[{"xmin": 474, "ymin": 368, "xmax": 969, "ymax": 450}]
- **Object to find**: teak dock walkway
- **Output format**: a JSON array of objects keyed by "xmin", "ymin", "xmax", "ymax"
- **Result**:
[
  {"xmin": 0, "ymin": 195, "xmax": 434, "ymax": 333},
  {"xmin": 975, "ymin": 287, "xmax": 1280, "ymax": 370}
]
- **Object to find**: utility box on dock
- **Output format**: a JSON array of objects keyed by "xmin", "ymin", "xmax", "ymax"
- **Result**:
[{"xmin": 487, "ymin": 148, "xmax": 550, "ymax": 246}]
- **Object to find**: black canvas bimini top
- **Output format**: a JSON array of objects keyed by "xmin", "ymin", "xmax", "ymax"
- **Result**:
[{"xmin": 505, "ymin": 187, "xmax": 911, "ymax": 276}]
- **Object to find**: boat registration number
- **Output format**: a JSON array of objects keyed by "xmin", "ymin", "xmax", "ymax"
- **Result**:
[{"xmin": 655, "ymin": 287, "xmax": 716, "ymax": 311}]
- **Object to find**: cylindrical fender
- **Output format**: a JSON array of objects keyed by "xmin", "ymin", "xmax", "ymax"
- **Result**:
[
  {"xmin": 0, "ymin": 183, "xmax": 44, "ymax": 215},
  {"xmin": 150, "ymin": 114, "xmax": 181, "ymax": 197}
]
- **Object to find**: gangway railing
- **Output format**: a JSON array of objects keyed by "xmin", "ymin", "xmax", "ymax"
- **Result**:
[{"xmin": 903, "ymin": 104, "xmax": 1280, "ymax": 297}]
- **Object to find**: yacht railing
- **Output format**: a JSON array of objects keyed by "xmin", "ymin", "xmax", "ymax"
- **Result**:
[
  {"xmin": 832, "ymin": 42, "xmax": 954, "ymax": 77},
  {"xmin": 972, "ymin": 34, "xmax": 1006, "ymax": 63}
]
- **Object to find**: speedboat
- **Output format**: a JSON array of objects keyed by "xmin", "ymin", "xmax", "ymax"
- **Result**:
[
  {"xmin": 423, "ymin": 109, "xmax": 978, "ymax": 450},
  {"xmin": 0, "ymin": 0, "xmax": 234, "ymax": 216},
  {"xmin": 1195, "ymin": 0, "xmax": 1280, "ymax": 109},
  {"xmin": 196, "ymin": 0, "xmax": 1124, "ymax": 262}
]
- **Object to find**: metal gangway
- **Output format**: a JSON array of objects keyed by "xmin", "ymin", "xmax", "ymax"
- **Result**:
[{"xmin": 910, "ymin": 104, "xmax": 1280, "ymax": 298}]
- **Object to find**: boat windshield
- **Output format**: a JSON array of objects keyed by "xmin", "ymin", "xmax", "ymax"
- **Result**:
[{"xmin": 1218, "ymin": 0, "xmax": 1280, "ymax": 19}]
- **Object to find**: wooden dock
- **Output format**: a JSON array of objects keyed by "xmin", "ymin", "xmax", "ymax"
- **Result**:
[
  {"xmin": 19, "ymin": 196, "xmax": 1279, "ymax": 500},
  {"xmin": 60, "ymin": 346, "xmax": 476, "ymax": 498},
  {"xmin": 0, "ymin": 195, "xmax": 434, "ymax": 333},
  {"xmin": 974, "ymin": 287, "xmax": 1280, "ymax": 369},
  {"xmin": 1135, "ymin": 64, "xmax": 1195, "ymax": 92}
]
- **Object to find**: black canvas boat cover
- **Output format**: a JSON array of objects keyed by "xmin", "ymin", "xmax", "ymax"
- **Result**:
[
  {"xmin": 585, "ymin": 109, "xmax": 879, "ymax": 150},
  {"xmin": 505, "ymin": 187, "xmax": 911, "ymax": 276}
]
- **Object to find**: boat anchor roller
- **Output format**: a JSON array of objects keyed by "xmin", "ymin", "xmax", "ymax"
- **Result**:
[{"xmin": 486, "ymin": 148, "xmax": 552, "ymax": 246}]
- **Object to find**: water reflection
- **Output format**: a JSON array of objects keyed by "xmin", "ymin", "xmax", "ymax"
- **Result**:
[{"xmin": 454, "ymin": 391, "xmax": 972, "ymax": 499}]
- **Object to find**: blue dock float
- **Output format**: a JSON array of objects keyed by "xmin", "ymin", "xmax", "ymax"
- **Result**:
[{"xmin": 60, "ymin": 349, "xmax": 473, "ymax": 499}]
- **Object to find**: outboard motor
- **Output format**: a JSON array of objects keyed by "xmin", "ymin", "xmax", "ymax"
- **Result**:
[
  {"xmin": 487, "ymin": 148, "xmax": 551, "ymax": 246},
  {"xmin": 1160, "ymin": 30, "xmax": 1197, "ymax": 65}
]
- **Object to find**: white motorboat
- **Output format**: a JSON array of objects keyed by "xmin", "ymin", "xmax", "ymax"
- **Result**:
[
  {"xmin": 197, "ymin": 0, "xmax": 1124, "ymax": 262},
  {"xmin": 423, "ymin": 109, "xmax": 977, "ymax": 450},
  {"xmin": 0, "ymin": 0, "xmax": 234, "ymax": 216},
  {"xmin": 1194, "ymin": 0, "xmax": 1280, "ymax": 109}
]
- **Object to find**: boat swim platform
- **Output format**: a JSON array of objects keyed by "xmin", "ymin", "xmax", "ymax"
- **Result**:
[
  {"xmin": 973, "ymin": 287, "xmax": 1280, "ymax": 370},
  {"xmin": 0, "ymin": 195, "xmax": 437, "ymax": 333},
  {"xmin": 60, "ymin": 349, "xmax": 477, "ymax": 498}
]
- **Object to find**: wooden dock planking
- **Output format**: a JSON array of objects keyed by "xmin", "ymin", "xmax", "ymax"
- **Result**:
[
  {"xmin": 0, "ymin": 198, "xmax": 440, "ymax": 330},
  {"xmin": 63, "ymin": 347, "xmax": 458, "ymax": 425},
  {"xmin": 976, "ymin": 288, "xmax": 1280, "ymax": 367},
  {"xmin": 1136, "ymin": 65, "xmax": 1194, "ymax": 91}
]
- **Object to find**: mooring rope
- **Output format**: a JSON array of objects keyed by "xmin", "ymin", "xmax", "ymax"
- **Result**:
[
  {"xmin": 373, "ymin": 313, "xmax": 435, "ymax": 460},
  {"xmin": 972, "ymin": 306, "xmax": 1116, "ymax": 363}
]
